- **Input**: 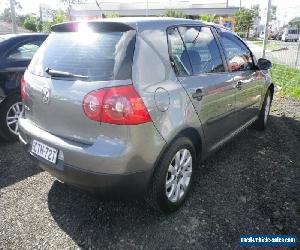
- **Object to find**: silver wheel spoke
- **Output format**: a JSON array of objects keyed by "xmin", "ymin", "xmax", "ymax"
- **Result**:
[
  {"xmin": 7, "ymin": 120, "xmax": 18, "ymax": 125},
  {"xmin": 12, "ymin": 105, "xmax": 17, "ymax": 114},
  {"xmin": 16, "ymin": 104, "xmax": 20, "ymax": 114},
  {"xmin": 183, "ymin": 156, "xmax": 192, "ymax": 169},
  {"xmin": 166, "ymin": 177, "xmax": 176, "ymax": 189},
  {"xmin": 167, "ymin": 183, "xmax": 176, "ymax": 199},
  {"xmin": 180, "ymin": 149, "xmax": 187, "ymax": 165},
  {"xmin": 168, "ymin": 164, "xmax": 176, "ymax": 175},
  {"xmin": 7, "ymin": 116, "xmax": 18, "ymax": 121}
]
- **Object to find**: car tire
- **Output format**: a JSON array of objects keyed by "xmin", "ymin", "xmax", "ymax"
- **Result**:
[
  {"xmin": 145, "ymin": 136, "xmax": 196, "ymax": 213},
  {"xmin": 253, "ymin": 89, "xmax": 272, "ymax": 131},
  {"xmin": 0, "ymin": 94, "xmax": 24, "ymax": 141}
]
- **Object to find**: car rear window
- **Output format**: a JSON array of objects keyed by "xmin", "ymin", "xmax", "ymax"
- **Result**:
[{"xmin": 28, "ymin": 30, "xmax": 136, "ymax": 81}]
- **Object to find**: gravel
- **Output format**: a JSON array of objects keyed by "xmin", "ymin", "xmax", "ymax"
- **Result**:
[{"xmin": 0, "ymin": 96, "xmax": 299, "ymax": 249}]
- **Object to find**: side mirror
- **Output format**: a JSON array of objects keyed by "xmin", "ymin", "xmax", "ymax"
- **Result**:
[{"xmin": 257, "ymin": 58, "xmax": 272, "ymax": 70}]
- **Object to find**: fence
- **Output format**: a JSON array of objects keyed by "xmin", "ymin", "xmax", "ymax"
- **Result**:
[{"xmin": 246, "ymin": 39, "xmax": 300, "ymax": 69}]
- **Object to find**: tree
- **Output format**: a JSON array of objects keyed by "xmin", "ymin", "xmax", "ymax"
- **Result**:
[
  {"xmin": 104, "ymin": 12, "xmax": 119, "ymax": 18},
  {"xmin": 23, "ymin": 15, "xmax": 38, "ymax": 31},
  {"xmin": 234, "ymin": 5, "xmax": 260, "ymax": 38},
  {"xmin": 199, "ymin": 14, "xmax": 216, "ymax": 22},
  {"xmin": 289, "ymin": 17, "xmax": 300, "ymax": 29},
  {"xmin": 0, "ymin": 8, "xmax": 12, "ymax": 22},
  {"xmin": 271, "ymin": 5, "xmax": 277, "ymax": 21},
  {"xmin": 42, "ymin": 10, "xmax": 66, "ymax": 32},
  {"xmin": 162, "ymin": 9, "xmax": 185, "ymax": 18},
  {"xmin": 0, "ymin": 1, "xmax": 23, "ymax": 24},
  {"xmin": 59, "ymin": 0, "xmax": 88, "ymax": 20}
]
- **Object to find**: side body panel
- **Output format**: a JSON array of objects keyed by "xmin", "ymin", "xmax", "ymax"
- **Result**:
[
  {"xmin": 131, "ymin": 24, "xmax": 206, "ymax": 155},
  {"xmin": 178, "ymin": 73, "xmax": 236, "ymax": 151},
  {"xmin": 231, "ymin": 70, "xmax": 264, "ymax": 125}
]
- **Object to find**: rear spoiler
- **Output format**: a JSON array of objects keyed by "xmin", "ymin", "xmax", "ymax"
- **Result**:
[{"xmin": 51, "ymin": 21, "xmax": 135, "ymax": 33}]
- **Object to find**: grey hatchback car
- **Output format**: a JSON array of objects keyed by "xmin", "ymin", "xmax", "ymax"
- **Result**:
[{"xmin": 19, "ymin": 18, "xmax": 273, "ymax": 212}]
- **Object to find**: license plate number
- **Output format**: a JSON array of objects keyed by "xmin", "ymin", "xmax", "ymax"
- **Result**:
[{"xmin": 31, "ymin": 140, "xmax": 58, "ymax": 164}]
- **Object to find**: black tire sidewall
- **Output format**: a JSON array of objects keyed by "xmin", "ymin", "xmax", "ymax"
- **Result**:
[
  {"xmin": 262, "ymin": 90, "xmax": 271, "ymax": 126},
  {"xmin": 254, "ymin": 89, "xmax": 272, "ymax": 131}
]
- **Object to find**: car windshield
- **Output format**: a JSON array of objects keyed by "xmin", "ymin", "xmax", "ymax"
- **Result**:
[{"xmin": 28, "ymin": 30, "xmax": 136, "ymax": 81}]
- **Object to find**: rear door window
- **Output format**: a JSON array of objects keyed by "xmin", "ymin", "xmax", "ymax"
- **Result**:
[
  {"xmin": 177, "ymin": 26, "xmax": 225, "ymax": 74},
  {"xmin": 28, "ymin": 30, "xmax": 136, "ymax": 81}
]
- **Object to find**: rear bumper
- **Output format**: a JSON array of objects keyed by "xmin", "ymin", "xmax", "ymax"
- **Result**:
[
  {"xmin": 18, "ymin": 118, "xmax": 165, "ymax": 195},
  {"xmin": 35, "ymin": 157, "xmax": 151, "ymax": 196}
]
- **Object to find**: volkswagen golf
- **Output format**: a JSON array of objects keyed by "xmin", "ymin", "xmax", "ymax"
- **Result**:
[{"xmin": 19, "ymin": 18, "xmax": 273, "ymax": 212}]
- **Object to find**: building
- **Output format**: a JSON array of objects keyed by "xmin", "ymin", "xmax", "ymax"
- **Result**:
[{"xmin": 70, "ymin": 1, "xmax": 239, "ymax": 21}]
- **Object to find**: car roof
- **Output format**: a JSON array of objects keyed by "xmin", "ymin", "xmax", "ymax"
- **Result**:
[
  {"xmin": 53, "ymin": 17, "xmax": 215, "ymax": 33},
  {"xmin": 0, "ymin": 33, "xmax": 48, "ymax": 41}
]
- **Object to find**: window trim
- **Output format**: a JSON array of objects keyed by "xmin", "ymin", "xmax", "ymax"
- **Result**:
[{"xmin": 166, "ymin": 24, "xmax": 229, "ymax": 77}]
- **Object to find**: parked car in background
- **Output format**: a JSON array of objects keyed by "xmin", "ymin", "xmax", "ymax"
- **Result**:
[
  {"xmin": 281, "ymin": 27, "xmax": 300, "ymax": 42},
  {"xmin": 0, "ymin": 33, "xmax": 47, "ymax": 141},
  {"xmin": 19, "ymin": 18, "xmax": 273, "ymax": 212}
]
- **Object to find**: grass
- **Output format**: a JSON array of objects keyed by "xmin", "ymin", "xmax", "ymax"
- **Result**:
[
  {"xmin": 270, "ymin": 63, "xmax": 300, "ymax": 100},
  {"xmin": 253, "ymin": 41, "xmax": 282, "ymax": 51}
]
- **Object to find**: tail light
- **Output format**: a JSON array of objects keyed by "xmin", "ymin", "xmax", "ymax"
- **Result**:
[
  {"xmin": 82, "ymin": 84, "xmax": 151, "ymax": 125},
  {"xmin": 20, "ymin": 75, "xmax": 27, "ymax": 100}
]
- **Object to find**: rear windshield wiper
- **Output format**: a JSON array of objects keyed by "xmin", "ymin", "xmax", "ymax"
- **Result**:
[{"xmin": 45, "ymin": 68, "xmax": 88, "ymax": 79}]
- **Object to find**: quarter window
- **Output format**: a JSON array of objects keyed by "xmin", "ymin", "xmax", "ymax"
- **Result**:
[{"xmin": 218, "ymin": 29, "xmax": 254, "ymax": 72}]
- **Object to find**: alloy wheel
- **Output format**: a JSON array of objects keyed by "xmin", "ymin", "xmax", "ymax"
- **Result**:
[
  {"xmin": 165, "ymin": 148, "xmax": 192, "ymax": 203},
  {"xmin": 6, "ymin": 102, "xmax": 24, "ymax": 135}
]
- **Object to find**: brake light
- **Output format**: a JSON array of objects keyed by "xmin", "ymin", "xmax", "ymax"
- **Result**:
[
  {"xmin": 20, "ymin": 75, "xmax": 27, "ymax": 100},
  {"xmin": 82, "ymin": 84, "xmax": 151, "ymax": 125}
]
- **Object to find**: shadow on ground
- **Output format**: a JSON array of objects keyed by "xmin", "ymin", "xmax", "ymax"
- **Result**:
[
  {"xmin": 47, "ymin": 115, "xmax": 299, "ymax": 249},
  {"xmin": 0, "ymin": 137, "xmax": 42, "ymax": 189}
]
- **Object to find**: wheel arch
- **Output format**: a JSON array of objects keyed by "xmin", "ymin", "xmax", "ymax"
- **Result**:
[{"xmin": 153, "ymin": 126, "xmax": 204, "ymax": 173}]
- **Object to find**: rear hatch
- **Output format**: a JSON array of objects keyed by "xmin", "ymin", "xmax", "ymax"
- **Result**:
[{"xmin": 24, "ymin": 21, "xmax": 136, "ymax": 143}]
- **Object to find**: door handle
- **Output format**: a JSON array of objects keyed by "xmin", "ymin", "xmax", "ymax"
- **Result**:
[
  {"xmin": 192, "ymin": 88, "xmax": 205, "ymax": 101},
  {"xmin": 235, "ymin": 81, "xmax": 242, "ymax": 90}
]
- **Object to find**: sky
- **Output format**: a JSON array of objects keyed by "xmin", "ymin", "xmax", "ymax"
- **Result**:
[{"xmin": 0, "ymin": 0, "xmax": 299, "ymax": 25}]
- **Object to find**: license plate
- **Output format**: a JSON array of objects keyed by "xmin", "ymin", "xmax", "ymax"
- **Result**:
[{"xmin": 31, "ymin": 139, "xmax": 58, "ymax": 164}]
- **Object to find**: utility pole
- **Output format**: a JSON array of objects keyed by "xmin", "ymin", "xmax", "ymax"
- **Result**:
[
  {"xmin": 239, "ymin": 0, "xmax": 242, "ymax": 10},
  {"xmin": 295, "ymin": 39, "xmax": 300, "ymax": 67},
  {"xmin": 146, "ymin": 0, "xmax": 149, "ymax": 16},
  {"xmin": 9, "ymin": 0, "xmax": 17, "ymax": 33},
  {"xmin": 262, "ymin": 0, "xmax": 272, "ymax": 58}
]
